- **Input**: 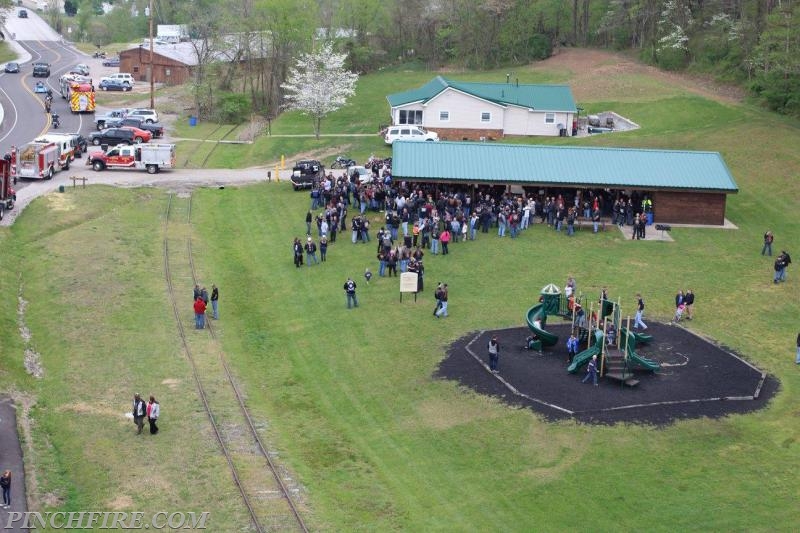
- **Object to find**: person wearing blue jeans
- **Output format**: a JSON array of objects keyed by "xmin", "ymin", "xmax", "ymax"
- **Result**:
[
  {"xmin": 431, "ymin": 230, "xmax": 440, "ymax": 255},
  {"xmin": 582, "ymin": 355, "xmax": 598, "ymax": 386},
  {"xmin": 343, "ymin": 278, "xmax": 358, "ymax": 308},
  {"xmin": 210, "ymin": 284, "xmax": 219, "ymax": 319},
  {"xmin": 435, "ymin": 284, "xmax": 449, "ymax": 318},
  {"xmin": 488, "ymin": 336, "xmax": 500, "ymax": 373}
]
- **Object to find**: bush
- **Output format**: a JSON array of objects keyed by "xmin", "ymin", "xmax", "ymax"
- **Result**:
[{"xmin": 214, "ymin": 92, "xmax": 251, "ymax": 124}]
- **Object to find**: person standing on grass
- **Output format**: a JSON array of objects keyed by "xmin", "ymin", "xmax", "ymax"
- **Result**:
[
  {"xmin": 132, "ymin": 393, "xmax": 146, "ymax": 435},
  {"xmin": 343, "ymin": 277, "xmax": 358, "ymax": 309},
  {"xmin": 193, "ymin": 284, "xmax": 201, "ymax": 303},
  {"xmin": 779, "ymin": 251, "xmax": 791, "ymax": 282},
  {"xmin": 0, "ymin": 470, "xmax": 11, "ymax": 508},
  {"xmin": 684, "ymin": 289, "xmax": 695, "ymax": 320},
  {"xmin": 194, "ymin": 296, "xmax": 206, "ymax": 329},
  {"xmin": 440, "ymin": 227, "xmax": 451, "ymax": 255},
  {"xmin": 319, "ymin": 235, "xmax": 328, "ymax": 262},
  {"xmin": 488, "ymin": 336, "xmax": 500, "ymax": 373},
  {"xmin": 201, "ymin": 286, "xmax": 209, "ymax": 306},
  {"xmin": 147, "ymin": 395, "xmax": 160, "ymax": 435},
  {"xmin": 762, "ymin": 231, "xmax": 774, "ymax": 256},
  {"xmin": 634, "ymin": 293, "xmax": 648, "ymax": 330},
  {"xmin": 293, "ymin": 237, "xmax": 303, "ymax": 268},
  {"xmin": 210, "ymin": 284, "xmax": 219, "ymax": 320},
  {"xmin": 582, "ymin": 355, "xmax": 599, "ymax": 386},
  {"xmin": 305, "ymin": 210, "xmax": 312, "ymax": 235},
  {"xmin": 305, "ymin": 237, "xmax": 318, "ymax": 265},
  {"xmin": 796, "ymin": 332, "xmax": 800, "ymax": 364},
  {"xmin": 435, "ymin": 283, "xmax": 449, "ymax": 318}
]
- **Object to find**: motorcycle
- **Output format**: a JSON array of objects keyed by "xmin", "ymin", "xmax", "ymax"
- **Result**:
[
  {"xmin": 93, "ymin": 50, "xmax": 106, "ymax": 59},
  {"xmin": 44, "ymin": 100, "xmax": 51, "ymax": 113},
  {"xmin": 51, "ymin": 113, "xmax": 60, "ymax": 129},
  {"xmin": 330, "ymin": 155, "xmax": 356, "ymax": 169}
]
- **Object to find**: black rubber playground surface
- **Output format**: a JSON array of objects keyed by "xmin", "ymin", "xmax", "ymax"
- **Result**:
[{"xmin": 437, "ymin": 322, "xmax": 778, "ymax": 425}]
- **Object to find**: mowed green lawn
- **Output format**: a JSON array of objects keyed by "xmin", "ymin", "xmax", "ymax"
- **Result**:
[{"xmin": 1, "ymin": 53, "xmax": 800, "ymax": 531}]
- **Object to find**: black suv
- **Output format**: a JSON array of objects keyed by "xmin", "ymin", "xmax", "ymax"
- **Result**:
[
  {"xmin": 88, "ymin": 128, "xmax": 135, "ymax": 146},
  {"xmin": 291, "ymin": 160, "xmax": 324, "ymax": 191},
  {"xmin": 32, "ymin": 62, "xmax": 50, "ymax": 77}
]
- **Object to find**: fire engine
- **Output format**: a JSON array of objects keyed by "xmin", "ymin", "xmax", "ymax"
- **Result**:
[
  {"xmin": 12, "ymin": 142, "xmax": 63, "ymax": 180},
  {"xmin": 59, "ymin": 73, "xmax": 91, "ymax": 99},
  {"xmin": 34, "ymin": 133, "xmax": 76, "ymax": 170},
  {"xmin": 0, "ymin": 158, "xmax": 16, "ymax": 221},
  {"xmin": 87, "ymin": 143, "xmax": 176, "ymax": 174},
  {"xmin": 68, "ymin": 82, "xmax": 96, "ymax": 113}
]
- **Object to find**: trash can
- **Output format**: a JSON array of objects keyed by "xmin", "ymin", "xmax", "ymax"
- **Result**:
[
  {"xmin": 58, "ymin": 185, "xmax": 65, "ymax": 193},
  {"xmin": 646, "ymin": 212, "xmax": 654, "ymax": 226},
  {"xmin": 189, "ymin": 116, "xmax": 197, "ymax": 127}
]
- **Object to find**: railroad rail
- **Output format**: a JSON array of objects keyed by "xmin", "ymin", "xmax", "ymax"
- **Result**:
[{"xmin": 163, "ymin": 193, "xmax": 309, "ymax": 532}]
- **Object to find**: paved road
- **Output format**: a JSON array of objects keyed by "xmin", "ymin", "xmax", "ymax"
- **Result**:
[{"xmin": 0, "ymin": 397, "xmax": 29, "ymax": 532}]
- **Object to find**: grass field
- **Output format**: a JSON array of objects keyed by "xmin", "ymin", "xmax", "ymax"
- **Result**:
[{"xmin": 1, "ymin": 49, "xmax": 800, "ymax": 531}]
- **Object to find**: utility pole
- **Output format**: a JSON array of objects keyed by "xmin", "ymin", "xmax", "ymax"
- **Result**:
[{"xmin": 148, "ymin": 0, "xmax": 155, "ymax": 109}]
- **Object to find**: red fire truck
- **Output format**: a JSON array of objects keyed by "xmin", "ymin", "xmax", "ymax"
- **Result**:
[
  {"xmin": 12, "ymin": 142, "xmax": 62, "ymax": 180},
  {"xmin": 0, "ymin": 158, "xmax": 16, "ymax": 221},
  {"xmin": 87, "ymin": 143, "xmax": 176, "ymax": 174}
]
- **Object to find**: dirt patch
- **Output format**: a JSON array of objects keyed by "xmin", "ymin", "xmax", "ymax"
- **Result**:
[
  {"xmin": 540, "ymin": 48, "xmax": 745, "ymax": 105},
  {"xmin": 161, "ymin": 378, "xmax": 181, "ymax": 389},
  {"xmin": 107, "ymin": 494, "xmax": 134, "ymax": 510}
]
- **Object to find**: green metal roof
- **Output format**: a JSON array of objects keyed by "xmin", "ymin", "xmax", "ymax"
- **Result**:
[
  {"xmin": 386, "ymin": 76, "xmax": 577, "ymax": 112},
  {"xmin": 391, "ymin": 141, "xmax": 739, "ymax": 192}
]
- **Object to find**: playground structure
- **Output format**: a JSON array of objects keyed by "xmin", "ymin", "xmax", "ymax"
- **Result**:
[
  {"xmin": 525, "ymin": 283, "xmax": 661, "ymax": 387},
  {"xmin": 566, "ymin": 292, "xmax": 660, "ymax": 386}
]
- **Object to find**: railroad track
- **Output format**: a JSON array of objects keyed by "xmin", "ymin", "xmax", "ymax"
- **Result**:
[{"xmin": 163, "ymin": 193, "xmax": 309, "ymax": 532}]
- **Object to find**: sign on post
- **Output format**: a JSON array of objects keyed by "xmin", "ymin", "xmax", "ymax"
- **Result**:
[{"xmin": 400, "ymin": 272, "xmax": 418, "ymax": 302}]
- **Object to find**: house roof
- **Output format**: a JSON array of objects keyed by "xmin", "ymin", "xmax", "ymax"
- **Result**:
[
  {"xmin": 391, "ymin": 141, "xmax": 739, "ymax": 192},
  {"xmin": 387, "ymin": 76, "xmax": 577, "ymax": 112}
]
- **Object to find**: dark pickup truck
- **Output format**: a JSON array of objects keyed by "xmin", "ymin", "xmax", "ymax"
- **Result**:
[
  {"xmin": 88, "ymin": 128, "xmax": 135, "ymax": 146},
  {"xmin": 104, "ymin": 117, "xmax": 164, "ymax": 138},
  {"xmin": 291, "ymin": 160, "xmax": 325, "ymax": 191}
]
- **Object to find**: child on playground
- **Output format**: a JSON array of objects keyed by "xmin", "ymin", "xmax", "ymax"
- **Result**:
[{"xmin": 606, "ymin": 322, "xmax": 617, "ymax": 346}]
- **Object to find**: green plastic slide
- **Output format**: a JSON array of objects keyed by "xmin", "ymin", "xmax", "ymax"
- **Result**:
[
  {"xmin": 622, "ymin": 331, "xmax": 660, "ymax": 371},
  {"xmin": 525, "ymin": 303, "xmax": 559, "ymax": 347},
  {"xmin": 620, "ymin": 326, "xmax": 653, "ymax": 346},
  {"xmin": 567, "ymin": 330, "xmax": 603, "ymax": 373}
]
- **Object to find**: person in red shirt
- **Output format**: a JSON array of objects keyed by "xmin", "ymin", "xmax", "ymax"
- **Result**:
[{"xmin": 194, "ymin": 296, "xmax": 206, "ymax": 329}]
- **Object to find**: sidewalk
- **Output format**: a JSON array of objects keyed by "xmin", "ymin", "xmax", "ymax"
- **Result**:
[{"xmin": 0, "ymin": 397, "xmax": 29, "ymax": 532}]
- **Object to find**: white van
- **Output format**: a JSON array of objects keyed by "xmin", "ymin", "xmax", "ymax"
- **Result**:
[{"xmin": 384, "ymin": 125, "xmax": 439, "ymax": 145}]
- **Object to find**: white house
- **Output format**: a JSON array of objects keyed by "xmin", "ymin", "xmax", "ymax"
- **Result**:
[{"xmin": 386, "ymin": 76, "xmax": 578, "ymax": 140}]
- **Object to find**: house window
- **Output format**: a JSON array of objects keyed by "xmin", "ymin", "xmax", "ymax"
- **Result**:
[
  {"xmin": 439, "ymin": 111, "xmax": 449, "ymax": 121},
  {"xmin": 480, "ymin": 112, "xmax": 491, "ymax": 122},
  {"xmin": 545, "ymin": 113, "xmax": 555, "ymax": 124},
  {"xmin": 399, "ymin": 110, "xmax": 422, "ymax": 124},
  {"xmin": 133, "ymin": 66, "xmax": 140, "ymax": 74}
]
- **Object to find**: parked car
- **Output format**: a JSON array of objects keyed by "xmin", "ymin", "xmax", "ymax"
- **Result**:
[
  {"xmin": 384, "ymin": 125, "xmax": 439, "ymax": 145},
  {"xmin": 18, "ymin": 8, "xmax": 27, "ymax": 17},
  {"xmin": 120, "ymin": 126, "xmax": 152, "ymax": 143},
  {"xmin": 102, "ymin": 57, "xmax": 120, "ymax": 67},
  {"xmin": 99, "ymin": 73, "xmax": 134, "ymax": 87},
  {"xmin": 290, "ymin": 160, "xmax": 324, "ymax": 191},
  {"xmin": 127, "ymin": 108, "xmax": 159, "ymax": 123},
  {"xmin": 88, "ymin": 128, "xmax": 135, "ymax": 146},
  {"xmin": 32, "ymin": 62, "xmax": 50, "ymax": 77},
  {"xmin": 347, "ymin": 165, "xmax": 373, "ymax": 185},
  {"xmin": 69, "ymin": 133, "xmax": 89, "ymax": 158},
  {"xmin": 99, "ymin": 79, "xmax": 132, "ymax": 92},
  {"xmin": 105, "ymin": 116, "xmax": 163, "ymax": 138},
  {"xmin": 4, "ymin": 62, "xmax": 20, "ymax": 74}
]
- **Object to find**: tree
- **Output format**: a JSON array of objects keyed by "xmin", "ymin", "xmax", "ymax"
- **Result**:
[{"xmin": 281, "ymin": 42, "xmax": 358, "ymax": 139}]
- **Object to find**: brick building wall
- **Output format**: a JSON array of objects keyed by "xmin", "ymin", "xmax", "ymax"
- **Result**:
[
  {"xmin": 652, "ymin": 191, "xmax": 728, "ymax": 225},
  {"xmin": 434, "ymin": 128, "xmax": 504, "ymax": 142}
]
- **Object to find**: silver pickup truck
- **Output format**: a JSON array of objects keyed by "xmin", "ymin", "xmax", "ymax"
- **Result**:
[{"xmin": 94, "ymin": 109, "xmax": 130, "ymax": 130}]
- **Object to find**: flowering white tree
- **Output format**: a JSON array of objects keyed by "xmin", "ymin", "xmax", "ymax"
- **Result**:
[{"xmin": 281, "ymin": 42, "xmax": 359, "ymax": 139}]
